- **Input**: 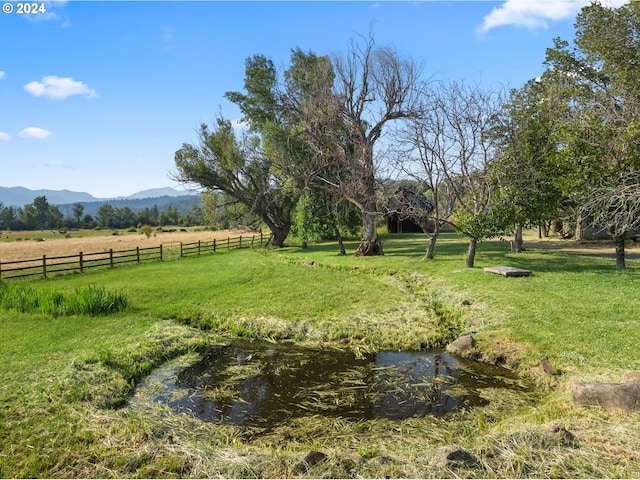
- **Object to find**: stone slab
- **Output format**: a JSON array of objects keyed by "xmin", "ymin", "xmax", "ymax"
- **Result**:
[{"xmin": 483, "ymin": 266, "xmax": 532, "ymax": 277}]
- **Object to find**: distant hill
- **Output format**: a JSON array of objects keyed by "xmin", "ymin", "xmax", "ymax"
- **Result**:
[
  {"xmin": 0, "ymin": 186, "xmax": 98, "ymax": 207},
  {"xmin": 0, "ymin": 186, "xmax": 198, "ymax": 208},
  {"xmin": 123, "ymin": 187, "xmax": 199, "ymax": 200}
]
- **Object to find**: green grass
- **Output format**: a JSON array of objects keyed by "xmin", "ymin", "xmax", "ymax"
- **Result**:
[
  {"xmin": 1, "ymin": 233, "xmax": 639, "ymax": 478},
  {"xmin": 0, "ymin": 282, "xmax": 129, "ymax": 316}
]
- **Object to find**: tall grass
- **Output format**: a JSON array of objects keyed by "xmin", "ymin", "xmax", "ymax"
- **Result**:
[{"xmin": 0, "ymin": 281, "xmax": 129, "ymax": 316}]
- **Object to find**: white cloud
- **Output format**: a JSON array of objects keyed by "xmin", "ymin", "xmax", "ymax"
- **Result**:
[
  {"xmin": 19, "ymin": 127, "xmax": 53, "ymax": 139},
  {"xmin": 478, "ymin": 0, "xmax": 631, "ymax": 33},
  {"xmin": 231, "ymin": 119, "xmax": 249, "ymax": 132},
  {"xmin": 25, "ymin": 2, "xmax": 70, "ymax": 26},
  {"xmin": 0, "ymin": 71, "xmax": 5, "ymax": 79},
  {"xmin": 0, "ymin": 132, "xmax": 10, "ymax": 141},
  {"xmin": 24, "ymin": 75, "xmax": 97, "ymax": 99}
]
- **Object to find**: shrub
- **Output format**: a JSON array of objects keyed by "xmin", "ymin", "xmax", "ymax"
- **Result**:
[{"xmin": 140, "ymin": 225, "xmax": 153, "ymax": 239}]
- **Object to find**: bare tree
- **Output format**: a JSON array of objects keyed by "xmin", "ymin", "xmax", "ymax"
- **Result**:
[
  {"xmin": 581, "ymin": 171, "xmax": 640, "ymax": 268},
  {"xmin": 404, "ymin": 81, "xmax": 505, "ymax": 267},
  {"xmin": 392, "ymin": 86, "xmax": 460, "ymax": 259},
  {"xmin": 284, "ymin": 35, "xmax": 423, "ymax": 256}
]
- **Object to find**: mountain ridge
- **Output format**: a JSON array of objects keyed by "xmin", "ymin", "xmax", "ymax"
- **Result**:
[{"xmin": 0, "ymin": 186, "xmax": 198, "ymax": 207}]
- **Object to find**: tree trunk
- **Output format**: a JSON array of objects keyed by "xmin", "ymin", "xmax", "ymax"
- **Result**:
[
  {"xmin": 355, "ymin": 202, "xmax": 383, "ymax": 256},
  {"xmin": 425, "ymin": 223, "xmax": 440, "ymax": 260},
  {"xmin": 465, "ymin": 238, "xmax": 477, "ymax": 268},
  {"xmin": 614, "ymin": 234, "xmax": 626, "ymax": 269},
  {"xmin": 336, "ymin": 228, "xmax": 346, "ymax": 256},
  {"xmin": 269, "ymin": 223, "xmax": 291, "ymax": 248},
  {"xmin": 513, "ymin": 223, "xmax": 524, "ymax": 253}
]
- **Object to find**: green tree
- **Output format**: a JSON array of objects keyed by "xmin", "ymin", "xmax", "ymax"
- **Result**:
[
  {"xmin": 542, "ymin": 1, "xmax": 640, "ymax": 267},
  {"xmin": 489, "ymin": 78, "xmax": 564, "ymax": 252},
  {"xmin": 174, "ymin": 118, "xmax": 297, "ymax": 247},
  {"xmin": 96, "ymin": 204, "xmax": 115, "ymax": 229},
  {"xmin": 21, "ymin": 196, "xmax": 62, "ymax": 230},
  {"xmin": 72, "ymin": 203, "xmax": 85, "ymax": 227},
  {"xmin": 282, "ymin": 39, "xmax": 423, "ymax": 256}
]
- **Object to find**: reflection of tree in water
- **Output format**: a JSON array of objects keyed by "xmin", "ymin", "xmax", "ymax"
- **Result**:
[{"xmin": 158, "ymin": 342, "xmax": 523, "ymax": 428}]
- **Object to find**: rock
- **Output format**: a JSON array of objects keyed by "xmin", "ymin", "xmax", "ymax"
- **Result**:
[
  {"xmin": 294, "ymin": 450, "xmax": 328, "ymax": 474},
  {"xmin": 461, "ymin": 299, "xmax": 472, "ymax": 306},
  {"xmin": 624, "ymin": 371, "xmax": 640, "ymax": 383},
  {"xmin": 572, "ymin": 382, "xmax": 640, "ymax": 413},
  {"xmin": 446, "ymin": 335, "xmax": 475, "ymax": 357},
  {"xmin": 547, "ymin": 424, "xmax": 577, "ymax": 446},
  {"xmin": 434, "ymin": 446, "xmax": 478, "ymax": 469}
]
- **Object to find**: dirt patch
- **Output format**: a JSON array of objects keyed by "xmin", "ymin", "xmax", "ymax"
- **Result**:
[{"xmin": 0, "ymin": 229, "xmax": 260, "ymax": 263}]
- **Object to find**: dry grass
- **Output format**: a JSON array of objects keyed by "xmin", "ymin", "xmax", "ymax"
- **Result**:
[{"xmin": 0, "ymin": 228, "xmax": 253, "ymax": 262}]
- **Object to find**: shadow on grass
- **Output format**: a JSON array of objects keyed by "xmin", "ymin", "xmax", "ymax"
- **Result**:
[{"xmin": 290, "ymin": 232, "xmax": 639, "ymax": 277}]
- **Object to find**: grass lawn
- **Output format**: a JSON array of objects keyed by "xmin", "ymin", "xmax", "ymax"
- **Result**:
[{"xmin": 1, "ymin": 232, "xmax": 639, "ymax": 478}]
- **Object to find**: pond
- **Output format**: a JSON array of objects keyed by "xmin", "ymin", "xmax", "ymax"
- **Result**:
[{"xmin": 134, "ymin": 341, "xmax": 530, "ymax": 428}]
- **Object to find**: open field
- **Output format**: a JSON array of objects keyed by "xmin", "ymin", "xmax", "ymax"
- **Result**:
[
  {"xmin": 1, "ymin": 232, "xmax": 639, "ymax": 478},
  {"xmin": 0, "ymin": 227, "xmax": 253, "ymax": 262}
]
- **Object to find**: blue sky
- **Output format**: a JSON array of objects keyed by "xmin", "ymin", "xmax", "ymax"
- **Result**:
[{"xmin": 0, "ymin": 0, "xmax": 630, "ymax": 198}]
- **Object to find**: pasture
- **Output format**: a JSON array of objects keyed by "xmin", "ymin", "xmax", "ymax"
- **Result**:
[{"xmin": 1, "ymin": 231, "xmax": 639, "ymax": 478}]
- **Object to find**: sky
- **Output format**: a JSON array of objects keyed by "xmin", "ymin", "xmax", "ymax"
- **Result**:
[{"xmin": 0, "ymin": 0, "xmax": 631, "ymax": 198}]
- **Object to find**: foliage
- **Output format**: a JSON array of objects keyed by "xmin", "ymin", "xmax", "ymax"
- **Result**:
[
  {"xmin": 200, "ymin": 190, "xmax": 259, "ymax": 230},
  {"xmin": 174, "ymin": 118, "xmax": 298, "ymax": 247},
  {"xmin": 280, "ymin": 38, "xmax": 424, "ymax": 256},
  {"xmin": 139, "ymin": 224, "xmax": 153, "ymax": 239},
  {"xmin": 489, "ymin": 79, "xmax": 565, "ymax": 233},
  {"xmin": 292, "ymin": 188, "xmax": 360, "ymax": 247},
  {"xmin": 540, "ymin": 2, "xmax": 640, "ymax": 266}
]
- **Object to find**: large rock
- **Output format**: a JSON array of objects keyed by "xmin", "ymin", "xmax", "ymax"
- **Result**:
[
  {"xmin": 572, "ymin": 382, "xmax": 640, "ymax": 412},
  {"xmin": 446, "ymin": 335, "xmax": 475, "ymax": 357}
]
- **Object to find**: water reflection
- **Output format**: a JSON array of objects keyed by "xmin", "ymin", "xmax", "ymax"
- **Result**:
[{"xmin": 144, "ymin": 341, "xmax": 527, "ymax": 427}]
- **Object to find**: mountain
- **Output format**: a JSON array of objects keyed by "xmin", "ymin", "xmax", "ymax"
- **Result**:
[
  {"xmin": 0, "ymin": 186, "xmax": 197, "ymax": 207},
  {"xmin": 0, "ymin": 186, "xmax": 98, "ymax": 207},
  {"xmin": 124, "ymin": 187, "xmax": 198, "ymax": 200}
]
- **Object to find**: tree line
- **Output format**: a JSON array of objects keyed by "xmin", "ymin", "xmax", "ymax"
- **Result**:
[
  {"xmin": 0, "ymin": 196, "xmax": 203, "ymax": 231},
  {"xmin": 174, "ymin": 2, "xmax": 640, "ymax": 268}
]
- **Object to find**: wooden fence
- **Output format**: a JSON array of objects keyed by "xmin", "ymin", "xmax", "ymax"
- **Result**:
[{"xmin": 0, "ymin": 232, "xmax": 265, "ymax": 280}]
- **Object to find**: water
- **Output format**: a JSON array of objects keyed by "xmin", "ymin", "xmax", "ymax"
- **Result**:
[{"xmin": 136, "ymin": 341, "xmax": 529, "ymax": 428}]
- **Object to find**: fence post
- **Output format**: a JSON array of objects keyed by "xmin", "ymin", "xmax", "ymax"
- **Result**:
[
  {"xmin": 239, "ymin": 235, "xmax": 242, "ymax": 249},
  {"xmin": 136, "ymin": 246, "xmax": 140, "ymax": 263},
  {"xmin": 160, "ymin": 244, "xmax": 163, "ymax": 261},
  {"xmin": 198, "ymin": 240, "xmax": 201, "ymax": 255},
  {"xmin": 227, "ymin": 237, "xmax": 230, "ymax": 250},
  {"xmin": 251, "ymin": 235, "xmax": 255, "ymax": 248},
  {"xmin": 260, "ymin": 231, "xmax": 263, "ymax": 245},
  {"xmin": 79, "ymin": 251, "xmax": 84, "ymax": 273},
  {"xmin": 180, "ymin": 242, "xmax": 183, "ymax": 258},
  {"xmin": 110, "ymin": 249, "xmax": 114, "ymax": 268},
  {"xmin": 213, "ymin": 238, "xmax": 216, "ymax": 252},
  {"xmin": 42, "ymin": 255, "xmax": 47, "ymax": 279}
]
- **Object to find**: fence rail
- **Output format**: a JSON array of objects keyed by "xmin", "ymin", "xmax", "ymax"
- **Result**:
[{"xmin": 0, "ymin": 232, "xmax": 265, "ymax": 280}]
